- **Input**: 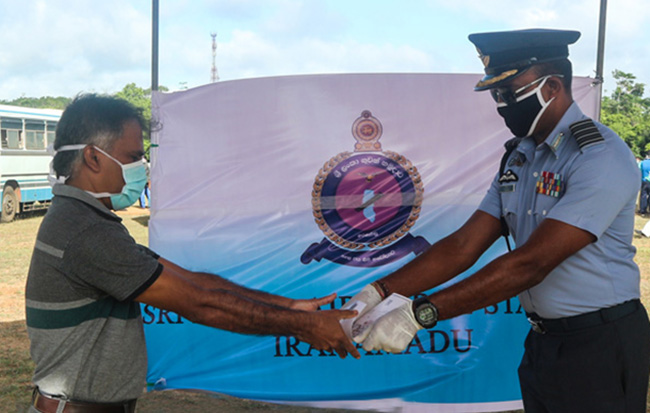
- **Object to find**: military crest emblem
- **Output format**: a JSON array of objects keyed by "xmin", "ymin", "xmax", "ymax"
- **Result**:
[{"xmin": 300, "ymin": 110, "xmax": 430, "ymax": 267}]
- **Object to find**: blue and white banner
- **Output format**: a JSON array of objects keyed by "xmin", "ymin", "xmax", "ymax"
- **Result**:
[{"xmin": 147, "ymin": 73, "xmax": 600, "ymax": 412}]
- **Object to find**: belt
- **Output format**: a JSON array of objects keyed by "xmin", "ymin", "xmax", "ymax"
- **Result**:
[
  {"xmin": 526, "ymin": 299, "xmax": 640, "ymax": 334},
  {"xmin": 33, "ymin": 388, "xmax": 137, "ymax": 413}
]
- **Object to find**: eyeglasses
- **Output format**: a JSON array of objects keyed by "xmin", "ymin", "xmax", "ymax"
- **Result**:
[{"xmin": 490, "ymin": 74, "xmax": 564, "ymax": 105}]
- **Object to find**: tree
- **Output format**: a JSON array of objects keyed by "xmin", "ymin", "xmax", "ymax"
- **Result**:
[
  {"xmin": 114, "ymin": 83, "xmax": 168, "ymax": 160},
  {"xmin": 3, "ymin": 74, "xmax": 650, "ymax": 158},
  {"xmin": 0, "ymin": 96, "xmax": 71, "ymax": 109},
  {"xmin": 1, "ymin": 84, "xmax": 167, "ymax": 160},
  {"xmin": 601, "ymin": 70, "xmax": 650, "ymax": 157}
]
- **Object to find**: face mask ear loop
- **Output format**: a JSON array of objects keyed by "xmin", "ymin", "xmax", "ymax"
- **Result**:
[
  {"xmin": 54, "ymin": 144, "xmax": 88, "ymax": 154},
  {"xmin": 525, "ymin": 78, "xmax": 555, "ymax": 137},
  {"xmin": 48, "ymin": 159, "xmax": 67, "ymax": 186},
  {"xmin": 47, "ymin": 144, "xmax": 89, "ymax": 186},
  {"xmin": 81, "ymin": 146, "xmax": 123, "ymax": 199},
  {"xmin": 92, "ymin": 146, "xmax": 122, "ymax": 165},
  {"xmin": 496, "ymin": 75, "xmax": 552, "ymax": 109}
]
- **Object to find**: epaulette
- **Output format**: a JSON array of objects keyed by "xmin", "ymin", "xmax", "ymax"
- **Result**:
[
  {"xmin": 569, "ymin": 118, "xmax": 604, "ymax": 150},
  {"xmin": 503, "ymin": 136, "xmax": 522, "ymax": 152}
]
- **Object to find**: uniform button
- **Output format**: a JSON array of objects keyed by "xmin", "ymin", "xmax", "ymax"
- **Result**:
[
  {"xmin": 527, "ymin": 210, "xmax": 532, "ymax": 215},
  {"xmin": 533, "ymin": 172, "xmax": 539, "ymax": 178},
  {"xmin": 543, "ymin": 210, "xmax": 547, "ymax": 215}
]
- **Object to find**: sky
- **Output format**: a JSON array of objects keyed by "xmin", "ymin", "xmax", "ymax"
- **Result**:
[{"xmin": 1, "ymin": 0, "xmax": 649, "ymax": 101}]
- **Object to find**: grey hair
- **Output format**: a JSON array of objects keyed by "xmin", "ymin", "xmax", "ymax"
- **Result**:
[{"xmin": 52, "ymin": 93, "xmax": 146, "ymax": 179}]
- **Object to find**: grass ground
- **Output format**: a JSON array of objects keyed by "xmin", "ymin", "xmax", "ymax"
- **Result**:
[{"xmin": 2, "ymin": 207, "xmax": 649, "ymax": 412}]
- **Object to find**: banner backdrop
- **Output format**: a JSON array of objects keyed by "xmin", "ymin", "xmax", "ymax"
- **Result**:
[{"xmin": 147, "ymin": 74, "xmax": 600, "ymax": 412}]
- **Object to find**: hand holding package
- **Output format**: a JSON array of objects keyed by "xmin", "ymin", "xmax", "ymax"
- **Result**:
[
  {"xmin": 339, "ymin": 284, "xmax": 382, "ymax": 339},
  {"xmin": 353, "ymin": 293, "xmax": 422, "ymax": 353}
]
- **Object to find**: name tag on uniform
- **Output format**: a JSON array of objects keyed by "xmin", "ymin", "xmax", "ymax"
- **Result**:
[
  {"xmin": 499, "ymin": 184, "xmax": 516, "ymax": 193},
  {"xmin": 536, "ymin": 171, "xmax": 563, "ymax": 197}
]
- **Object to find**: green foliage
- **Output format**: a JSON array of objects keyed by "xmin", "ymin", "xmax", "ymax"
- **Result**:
[
  {"xmin": 0, "ymin": 96, "xmax": 71, "ymax": 109},
  {"xmin": 3, "ymin": 74, "xmax": 648, "ymax": 159},
  {"xmin": 1, "ymin": 84, "xmax": 170, "ymax": 160},
  {"xmin": 114, "ymin": 83, "xmax": 168, "ymax": 159},
  {"xmin": 115, "ymin": 83, "xmax": 154, "ymax": 158},
  {"xmin": 601, "ymin": 70, "xmax": 650, "ymax": 158}
]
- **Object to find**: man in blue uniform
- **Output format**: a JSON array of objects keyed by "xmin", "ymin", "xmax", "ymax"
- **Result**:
[
  {"xmin": 638, "ymin": 155, "xmax": 650, "ymax": 215},
  {"xmin": 343, "ymin": 29, "xmax": 650, "ymax": 412}
]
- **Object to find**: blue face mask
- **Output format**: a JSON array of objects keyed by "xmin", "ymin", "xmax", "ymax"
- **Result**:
[
  {"xmin": 90, "ymin": 146, "xmax": 148, "ymax": 210},
  {"xmin": 51, "ymin": 144, "xmax": 148, "ymax": 210}
]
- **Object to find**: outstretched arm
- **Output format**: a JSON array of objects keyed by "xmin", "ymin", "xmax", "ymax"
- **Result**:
[
  {"xmin": 342, "ymin": 211, "xmax": 502, "ymax": 341},
  {"xmin": 135, "ymin": 262, "xmax": 360, "ymax": 359},
  {"xmin": 378, "ymin": 210, "xmax": 503, "ymax": 298},
  {"xmin": 359, "ymin": 216, "xmax": 594, "ymax": 353},
  {"xmin": 429, "ymin": 216, "xmax": 595, "ymax": 321},
  {"xmin": 158, "ymin": 257, "xmax": 328, "ymax": 311}
]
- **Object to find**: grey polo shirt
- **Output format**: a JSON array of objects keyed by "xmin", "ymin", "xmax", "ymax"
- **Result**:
[{"xmin": 25, "ymin": 184, "xmax": 163, "ymax": 403}]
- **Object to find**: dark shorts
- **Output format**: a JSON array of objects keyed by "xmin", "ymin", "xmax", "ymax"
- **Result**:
[{"xmin": 518, "ymin": 302, "xmax": 650, "ymax": 413}]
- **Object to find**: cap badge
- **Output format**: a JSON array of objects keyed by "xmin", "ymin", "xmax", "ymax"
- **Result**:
[{"xmin": 476, "ymin": 47, "xmax": 490, "ymax": 68}]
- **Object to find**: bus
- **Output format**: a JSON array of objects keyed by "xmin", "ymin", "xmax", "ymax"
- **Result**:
[{"xmin": 0, "ymin": 104, "xmax": 62, "ymax": 222}]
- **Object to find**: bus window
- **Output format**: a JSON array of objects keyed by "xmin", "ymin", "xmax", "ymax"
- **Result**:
[
  {"xmin": 26, "ymin": 131, "xmax": 46, "ymax": 150},
  {"xmin": 1, "ymin": 129, "xmax": 23, "ymax": 149},
  {"xmin": 46, "ymin": 122, "xmax": 57, "ymax": 147},
  {"xmin": 1, "ymin": 118, "xmax": 24, "ymax": 149},
  {"xmin": 26, "ymin": 120, "xmax": 46, "ymax": 150},
  {"xmin": 0, "ymin": 105, "xmax": 63, "ymax": 221}
]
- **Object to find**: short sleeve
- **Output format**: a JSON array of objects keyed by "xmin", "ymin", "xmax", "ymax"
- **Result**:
[
  {"xmin": 62, "ymin": 221, "xmax": 162, "ymax": 301},
  {"xmin": 478, "ymin": 172, "xmax": 502, "ymax": 220},
  {"xmin": 137, "ymin": 244, "xmax": 160, "ymax": 260}
]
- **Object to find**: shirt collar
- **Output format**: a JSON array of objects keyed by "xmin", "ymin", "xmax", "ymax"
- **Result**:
[
  {"xmin": 52, "ymin": 184, "xmax": 122, "ymax": 222},
  {"xmin": 540, "ymin": 102, "xmax": 584, "ymax": 157}
]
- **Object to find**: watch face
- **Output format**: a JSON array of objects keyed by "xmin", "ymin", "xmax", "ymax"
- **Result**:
[
  {"xmin": 313, "ymin": 150, "xmax": 423, "ymax": 250},
  {"xmin": 417, "ymin": 307, "xmax": 436, "ymax": 324}
]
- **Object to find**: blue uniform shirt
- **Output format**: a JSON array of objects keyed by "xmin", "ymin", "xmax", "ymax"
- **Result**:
[
  {"xmin": 639, "ymin": 159, "xmax": 650, "ymax": 182},
  {"xmin": 479, "ymin": 102, "xmax": 641, "ymax": 318}
]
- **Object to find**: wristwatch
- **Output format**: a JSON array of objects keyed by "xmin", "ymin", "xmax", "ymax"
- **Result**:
[{"xmin": 412, "ymin": 296, "xmax": 439, "ymax": 329}]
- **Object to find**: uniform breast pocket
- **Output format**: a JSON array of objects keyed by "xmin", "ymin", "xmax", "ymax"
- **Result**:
[{"xmin": 533, "ymin": 193, "xmax": 560, "ymax": 225}]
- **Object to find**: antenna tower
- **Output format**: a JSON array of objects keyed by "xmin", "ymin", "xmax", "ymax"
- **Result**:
[{"xmin": 211, "ymin": 32, "xmax": 219, "ymax": 82}]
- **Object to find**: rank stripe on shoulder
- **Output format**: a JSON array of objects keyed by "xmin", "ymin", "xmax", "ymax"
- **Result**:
[{"xmin": 569, "ymin": 118, "xmax": 604, "ymax": 149}]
